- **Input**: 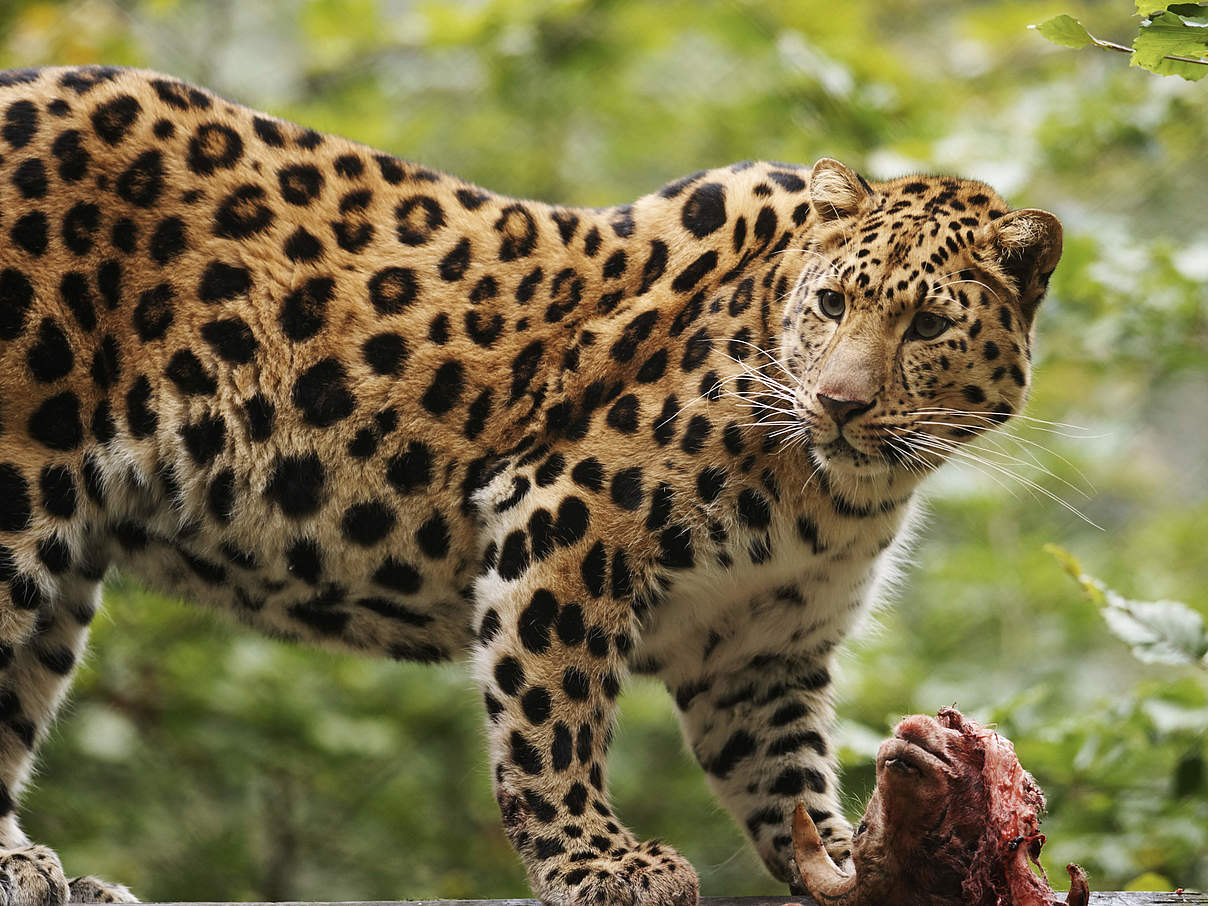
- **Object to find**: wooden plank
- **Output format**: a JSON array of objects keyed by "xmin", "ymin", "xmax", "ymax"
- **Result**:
[{"xmin": 141, "ymin": 894, "xmax": 1208, "ymax": 906}]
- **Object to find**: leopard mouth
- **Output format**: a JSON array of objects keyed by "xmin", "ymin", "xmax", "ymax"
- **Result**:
[
  {"xmin": 822, "ymin": 434, "xmax": 858, "ymax": 455},
  {"xmin": 813, "ymin": 431, "xmax": 895, "ymax": 473}
]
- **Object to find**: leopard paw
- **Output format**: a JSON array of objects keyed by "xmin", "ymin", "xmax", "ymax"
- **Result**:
[
  {"xmin": 0, "ymin": 845, "xmax": 69, "ymax": 906},
  {"xmin": 67, "ymin": 877, "xmax": 138, "ymax": 904},
  {"xmin": 537, "ymin": 840, "xmax": 698, "ymax": 906}
]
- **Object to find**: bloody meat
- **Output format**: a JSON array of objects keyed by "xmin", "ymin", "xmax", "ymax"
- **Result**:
[{"xmin": 791, "ymin": 707, "xmax": 1089, "ymax": 906}]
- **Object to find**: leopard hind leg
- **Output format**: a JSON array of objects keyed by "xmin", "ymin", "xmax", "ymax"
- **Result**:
[{"xmin": 0, "ymin": 513, "xmax": 135, "ymax": 904}]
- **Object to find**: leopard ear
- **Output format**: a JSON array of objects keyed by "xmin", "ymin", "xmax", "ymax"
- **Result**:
[
  {"xmin": 809, "ymin": 158, "xmax": 873, "ymax": 221},
  {"xmin": 975, "ymin": 208, "xmax": 1063, "ymax": 325}
]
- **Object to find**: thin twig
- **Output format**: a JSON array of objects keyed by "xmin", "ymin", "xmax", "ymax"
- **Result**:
[{"xmin": 1087, "ymin": 34, "xmax": 1208, "ymax": 66}]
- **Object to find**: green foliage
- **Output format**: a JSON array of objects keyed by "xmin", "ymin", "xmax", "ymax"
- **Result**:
[
  {"xmin": 1034, "ymin": 3, "xmax": 1208, "ymax": 80},
  {"xmin": 1049, "ymin": 545, "xmax": 1208, "ymax": 668},
  {"xmin": 1133, "ymin": 8, "xmax": 1208, "ymax": 79},
  {"xmin": 1035, "ymin": 13, "xmax": 1097, "ymax": 48},
  {"xmin": 1031, "ymin": 547, "xmax": 1207, "ymax": 890},
  {"xmin": 1, "ymin": 0, "xmax": 1207, "ymax": 897}
]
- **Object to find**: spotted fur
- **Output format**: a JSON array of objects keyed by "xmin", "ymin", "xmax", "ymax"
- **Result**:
[{"xmin": 0, "ymin": 66, "xmax": 1061, "ymax": 906}]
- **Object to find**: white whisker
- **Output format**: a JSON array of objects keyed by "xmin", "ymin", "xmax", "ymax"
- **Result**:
[
  {"xmin": 914, "ymin": 407, "xmax": 1100, "ymax": 437},
  {"xmin": 903, "ymin": 430, "xmax": 1101, "ymax": 529},
  {"xmin": 913, "ymin": 421, "xmax": 1090, "ymax": 499}
]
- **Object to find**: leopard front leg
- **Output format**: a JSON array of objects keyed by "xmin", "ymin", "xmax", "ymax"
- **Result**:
[
  {"xmin": 674, "ymin": 651, "xmax": 852, "ymax": 886},
  {"xmin": 472, "ymin": 515, "xmax": 698, "ymax": 906}
]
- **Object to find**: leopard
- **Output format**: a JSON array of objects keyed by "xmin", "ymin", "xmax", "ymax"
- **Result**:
[{"xmin": 0, "ymin": 65, "xmax": 1062, "ymax": 906}]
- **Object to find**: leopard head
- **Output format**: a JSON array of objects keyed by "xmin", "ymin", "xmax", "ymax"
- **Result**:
[{"xmin": 778, "ymin": 158, "xmax": 1062, "ymax": 481}]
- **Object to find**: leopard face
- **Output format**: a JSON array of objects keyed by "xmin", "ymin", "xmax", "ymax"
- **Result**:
[{"xmin": 776, "ymin": 161, "xmax": 1061, "ymax": 481}]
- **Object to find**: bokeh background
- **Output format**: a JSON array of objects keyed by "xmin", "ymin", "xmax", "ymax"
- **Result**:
[{"xmin": 2, "ymin": 0, "xmax": 1206, "ymax": 898}]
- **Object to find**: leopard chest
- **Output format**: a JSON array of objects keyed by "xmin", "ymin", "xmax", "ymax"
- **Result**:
[{"xmin": 629, "ymin": 488, "xmax": 915, "ymax": 686}]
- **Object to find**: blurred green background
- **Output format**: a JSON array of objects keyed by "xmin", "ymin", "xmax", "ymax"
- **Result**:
[{"xmin": 3, "ymin": 0, "xmax": 1206, "ymax": 898}]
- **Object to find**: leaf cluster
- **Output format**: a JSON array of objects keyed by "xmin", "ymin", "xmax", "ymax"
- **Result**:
[
  {"xmin": 1048, "ymin": 545, "xmax": 1208, "ymax": 669},
  {"xmin": 1034, "ymin": 4, "xmax": 1208, "ymax": 80}
]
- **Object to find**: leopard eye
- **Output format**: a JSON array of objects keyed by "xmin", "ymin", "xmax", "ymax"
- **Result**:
[
  {"xmin": 818, "ymin": 289, "xmax": 846, "ymax": 321},
  {"xmin": 909, "ymin": 311, "xmax": 951, "ymax": 340}
]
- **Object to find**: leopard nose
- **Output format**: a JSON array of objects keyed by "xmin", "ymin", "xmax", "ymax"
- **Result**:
[{"xmin": 817, "ymin": 393, "xmax": 874, "ymax": 426}]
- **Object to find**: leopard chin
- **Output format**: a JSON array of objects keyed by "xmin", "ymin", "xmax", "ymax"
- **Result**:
[{"xmin": 810, "ymin": 434, "xmax": 898, "ymax": 480}]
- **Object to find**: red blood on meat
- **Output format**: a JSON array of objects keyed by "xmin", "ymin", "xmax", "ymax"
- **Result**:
[{"xmin": 936, "ymin": 707, "xmax": 1068, "ymax": 906}]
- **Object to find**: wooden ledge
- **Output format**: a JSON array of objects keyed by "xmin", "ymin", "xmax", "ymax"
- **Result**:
[{"xmin": 138, "ymin": 894, "xmax": 1207, "ymax": 906}]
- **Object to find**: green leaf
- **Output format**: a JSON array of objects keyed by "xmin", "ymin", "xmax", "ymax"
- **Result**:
[
  {"xmin": 1133, "ymin": 10, "xmax": 1208, "ymax": 80},
  {"xmin": 1134, "ymin": 1, "xmax": 1206, "ymax": 16},
  {"xmin": 1032, "ymin": 14, "xmax": 1095, "ymax": 49},
  {"xmin": 1048, "ymin": 545, "xmax": 1208, "ymax": 668},
  {"xmin": 1168, "ymin": 4, "xmax": 1208, "ymax": 24},
  {"xmin": 1136, "ymin": 55, "xmax": 1208, "ymax": 80},
  {"xmin": 1100, "ymin": 599, "xmax": 1208, "ymax": 665}
]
